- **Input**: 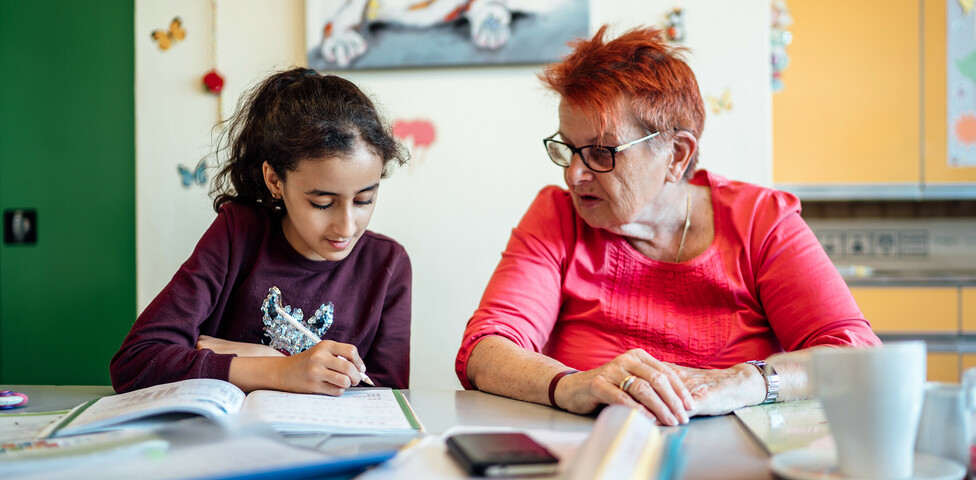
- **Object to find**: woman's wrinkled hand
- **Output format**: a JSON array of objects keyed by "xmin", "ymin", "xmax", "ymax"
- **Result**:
[
  {"xmin": 556, "ymin": 349, "xmax": 695, "ymax": 426},
  {"xmin": 196, "ymin": 335, "xmax": 285, "ymax": 357},
  {"xmin": 273, "ymin": 340, "xmax": 368, "ymax": 396},
  {"xmin": 667, "ymin": 363, "xmax": 765, "ymax": 417}
]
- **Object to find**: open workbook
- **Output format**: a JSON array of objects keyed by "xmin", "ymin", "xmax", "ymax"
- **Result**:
[{"xmin": 39, "ymin": 378, "xmax": 423, "ymax": 438}]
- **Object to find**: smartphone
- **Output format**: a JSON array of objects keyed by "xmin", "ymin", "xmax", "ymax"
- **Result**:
[{"xmin": 446, "ymin": 432, "xmax": 559, "ymax": 477}]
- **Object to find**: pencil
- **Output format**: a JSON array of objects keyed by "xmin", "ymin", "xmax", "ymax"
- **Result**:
[{"xmin": 274, "ymin": 305, "xmax": 375, "ymax": 387}]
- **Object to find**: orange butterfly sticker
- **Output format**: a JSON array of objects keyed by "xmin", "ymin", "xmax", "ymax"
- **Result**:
[{"xmin": 152, "ymin": 17, "xmax": 186, "ymax": 51}]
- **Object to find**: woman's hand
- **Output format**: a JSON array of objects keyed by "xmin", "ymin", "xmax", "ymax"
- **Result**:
[
  {"xmin": 197, "ymin": 335, "xmax": 285, "ymax": 357},
  {"xmin": 272, "ymin": 340, "xmax": 368, "ymax": 396},
  {"xmin": 556, "ymin": 349, "xmax": 695, "ymax": 426},
  {"xmin": 667, "ymin": 363, "xmax": 766, "ymax": 417}
]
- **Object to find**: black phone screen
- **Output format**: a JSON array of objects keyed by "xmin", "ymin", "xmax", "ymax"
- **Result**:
[{"xmin": 446, "ymin": 432, "xmax": 560, "ymax": 477}]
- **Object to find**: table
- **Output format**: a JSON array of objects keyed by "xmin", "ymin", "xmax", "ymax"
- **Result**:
[{"xmin": 2, "ymin": 385, "xmax": 774, "ymax": 479}]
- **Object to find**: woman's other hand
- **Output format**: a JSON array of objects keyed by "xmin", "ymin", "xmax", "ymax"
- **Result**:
[
  {"xmin": 668, "ymin": 363, "xmax": 766, "ymax": 416},
  {"xmin": 196, "ymin": 335, "xmax": 285, "ymax": 357},
  {"xmin": 556, "ymin": 349, "xmax": 695, "ymax": 426},
  {"xmin": 274, "ymin": 340, "xmax": 368, "ymax": 396}
]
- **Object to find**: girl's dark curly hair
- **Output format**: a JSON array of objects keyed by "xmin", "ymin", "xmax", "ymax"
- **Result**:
[{"xmin": 211, "ymin": 68, "xmax": 408, "ymax": 213}]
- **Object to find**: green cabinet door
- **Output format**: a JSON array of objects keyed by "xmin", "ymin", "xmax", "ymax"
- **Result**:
[{"xmin": 0, "ymin": 1, "xmax": 135, "ymax": 384}]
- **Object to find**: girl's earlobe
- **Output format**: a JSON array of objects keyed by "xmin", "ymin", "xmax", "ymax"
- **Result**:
[{"xmin": 269, "ymin": 190, "xmax": 283, "ymax": 211}]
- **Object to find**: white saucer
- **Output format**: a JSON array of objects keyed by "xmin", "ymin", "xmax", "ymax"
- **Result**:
[{"xmin": 770, "ymin": 448, "xmax": 966, "ymax": 480}]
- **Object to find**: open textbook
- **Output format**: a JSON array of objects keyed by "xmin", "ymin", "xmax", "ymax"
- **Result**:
[{"xmin": 39, "ymin": 378, "xmax": 423, "ymax": 438}]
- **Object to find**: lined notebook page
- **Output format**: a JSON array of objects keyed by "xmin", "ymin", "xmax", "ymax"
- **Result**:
[{"xmin": 241, "ymin": 389, "xmax": 416, "ymax": 434}]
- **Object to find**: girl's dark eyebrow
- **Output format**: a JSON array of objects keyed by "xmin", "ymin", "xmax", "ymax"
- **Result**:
[{"xmin": 305, "ymin": 183, "xmax": 380, "ymax": 197}]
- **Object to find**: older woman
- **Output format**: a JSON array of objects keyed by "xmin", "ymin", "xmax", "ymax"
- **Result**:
[{"xmin": 455, "ymin": 26, "xmax": 880, "ymax": 426}]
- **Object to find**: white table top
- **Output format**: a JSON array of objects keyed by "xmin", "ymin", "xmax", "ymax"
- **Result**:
[{"xmin": 1, "ymin": 385, "xmax": 773, "ymax": 479}]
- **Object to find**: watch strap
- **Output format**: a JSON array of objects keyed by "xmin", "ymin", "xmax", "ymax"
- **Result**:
[{"xmin": 746, "ymin": 360, "xmax": 780, "ymax": 405}]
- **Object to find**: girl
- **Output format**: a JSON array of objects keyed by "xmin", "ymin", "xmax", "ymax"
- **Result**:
[{"xmin": 110, "ymin": 68, "xmax": 411, "ymax": 395}]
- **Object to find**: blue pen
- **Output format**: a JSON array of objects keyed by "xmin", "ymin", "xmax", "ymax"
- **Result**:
[{"xmin": 0, "ymin": 390, "xmax": 28, "ymax": 409}]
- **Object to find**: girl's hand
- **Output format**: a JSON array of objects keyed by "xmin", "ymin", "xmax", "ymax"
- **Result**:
[
  {"xmin": 555, "ymin": 349, "xmax": 695, "ymax": 426},
  {"xmin": 275, "ymin": 340, "xmax": 368, "ymax": 396},
  {"xmin": 197, "ymin": 335, "xmax": 285, "ymax": 357}
]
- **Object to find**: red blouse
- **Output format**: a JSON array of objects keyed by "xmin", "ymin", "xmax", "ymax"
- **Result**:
[{"xmin": 455, "ymin": 170, "xmax": 880, "ymax": 388}]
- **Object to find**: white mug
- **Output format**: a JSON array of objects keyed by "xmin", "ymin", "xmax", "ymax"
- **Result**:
[
  {"xmin": 810, "ymin": 341, "xmax": 927, "ymax": 479},
  {"xmin": 916, "ymin": 382, "xmax": 970, "ymax": 468}
]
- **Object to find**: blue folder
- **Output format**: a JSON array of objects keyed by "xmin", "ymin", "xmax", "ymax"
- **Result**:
[{"xmin": 198, "ymin": 449, "xmax": 397, "ymax": 480}]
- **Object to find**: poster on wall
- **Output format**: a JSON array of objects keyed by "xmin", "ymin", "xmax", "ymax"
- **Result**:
[
  {"xmin": 949, "ymin": 0, "xmax": 976, "ymax": 166},
  {"xmin": 305, "ymin": 0, "xmax": 589, "ymax": 70}
]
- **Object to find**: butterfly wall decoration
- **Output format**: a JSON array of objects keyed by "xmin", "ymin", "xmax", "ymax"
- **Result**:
[
  {"xmin": 152, "ymin": 17, "xmax": 186, "ymax": 51},
  {"xmin": 706, "ymin": 88, "xmax": 733, "ymax": 115},
  {"xmin": 178, "ymin": 159, "xmax": 207, "ymax": 188}
]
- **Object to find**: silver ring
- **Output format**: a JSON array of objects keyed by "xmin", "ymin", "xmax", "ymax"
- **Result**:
[{"xmin": 619, "ymin": 375, "xmax": 637, "ymax": 392}]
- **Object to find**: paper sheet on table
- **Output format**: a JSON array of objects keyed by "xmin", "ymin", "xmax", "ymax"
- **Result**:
[
  {"xmin": 0, "ymin": 430, "xmax": 169, "ymax": 476},
  {"xmin": 12, "ymin": 429, "xmax": 387, "ymax": 480},
  {"xmin": 0, "ymin": 411, "xmax": 67, "ymax": 441},
  {"xmin": 732, "ymin": 399, "xmax": 832, "ymax": 454},
  {"xmin": 358, "ymin": 426, "xmax": 589, "ymax": 480}
]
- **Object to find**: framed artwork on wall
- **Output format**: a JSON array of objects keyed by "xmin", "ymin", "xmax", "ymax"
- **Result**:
[{"xmin": 305, "ymin": 0, "xmax": 589, "ymax": 70}]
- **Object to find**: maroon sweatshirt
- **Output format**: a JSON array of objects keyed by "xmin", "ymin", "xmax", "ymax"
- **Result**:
[{"xmin": 110, "ymin": 202, "xmax": 411, "ymax": 393}]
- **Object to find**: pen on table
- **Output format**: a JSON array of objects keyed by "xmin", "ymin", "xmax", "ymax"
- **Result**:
[{"xmin": 275, "ymin": 305, "xmax": 375, "ymax": 387}]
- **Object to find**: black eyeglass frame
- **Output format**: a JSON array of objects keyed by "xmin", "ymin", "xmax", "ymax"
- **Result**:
[{"xmin": 543, "ymin": 131, "xmax": 661, "ymax": 173}]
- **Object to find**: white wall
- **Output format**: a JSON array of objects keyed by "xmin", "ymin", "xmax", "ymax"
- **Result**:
[
  {"xmin": 136, "ymin": 0, "xmax": 770, "ymax": 390},
  {"xmin": 136, "ymin": 0, "xmax": 306, "ymax": 314}
]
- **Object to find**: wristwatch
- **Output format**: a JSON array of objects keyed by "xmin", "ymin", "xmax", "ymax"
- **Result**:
[{"xmin": 746, "ymin": 360, "xmax": 780, "ymax": 405}]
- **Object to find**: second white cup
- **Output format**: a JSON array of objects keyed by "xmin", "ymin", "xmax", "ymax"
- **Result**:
[{"xmin": 916, "ymin": 382, "xmax": 970, "ymax": 468}]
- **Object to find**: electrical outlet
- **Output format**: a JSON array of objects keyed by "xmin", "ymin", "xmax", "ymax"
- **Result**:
[
  {"xmin": 817, "ymin": 231, "xmax": 843, "ymax": 257},
  {"xmin": 843, "ymin": 230, "xmax": 871, "ymax": 257}
]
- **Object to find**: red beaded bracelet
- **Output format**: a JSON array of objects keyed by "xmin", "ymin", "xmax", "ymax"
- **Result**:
[{"xmin": 548, "ymin": 369, "xmax": 579, "ymax": 409}]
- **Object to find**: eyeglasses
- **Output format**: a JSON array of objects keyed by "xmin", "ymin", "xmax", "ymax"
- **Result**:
[{"xmin": 543, "ymin": 131, "xmax": 660, "ymax": 173}]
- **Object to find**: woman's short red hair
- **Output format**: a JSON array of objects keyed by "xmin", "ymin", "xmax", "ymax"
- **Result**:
[{"xmin": 540, "ymin": 25, "xmax": 706, "ymax": 172}]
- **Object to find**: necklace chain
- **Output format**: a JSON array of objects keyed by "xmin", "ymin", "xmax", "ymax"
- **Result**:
[{"xmin": 674, "ymin": 186, "xmax": 692, "ymax": 263}]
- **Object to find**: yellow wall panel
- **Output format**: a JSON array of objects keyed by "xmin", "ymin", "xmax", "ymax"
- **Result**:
[
  {"xmin": 927, "ymin": 352, "xmax": 960, "ymax": 383},
  {"xmin": 963, "ymin": 287, "xmax": 976, "ymax": 333},
  {"xmin": 773, "ymin": 0, "xmax": 920, "ymax": 184},
  {"xmin": 961, "ymin": 354, "xmax": 976, "ymax": 383},
  {"xmin": 851, "ymin": 287, "xmax": 958, "ymax": 333},
  {"xmin": 963, "ymin": 353, "xmax": 976, "ymax": 373}
]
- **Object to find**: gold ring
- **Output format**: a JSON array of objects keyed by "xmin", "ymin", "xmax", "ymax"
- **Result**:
[{"xmin": 619, "ymin": 375, "xmax": 637, "ymax": 392}]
